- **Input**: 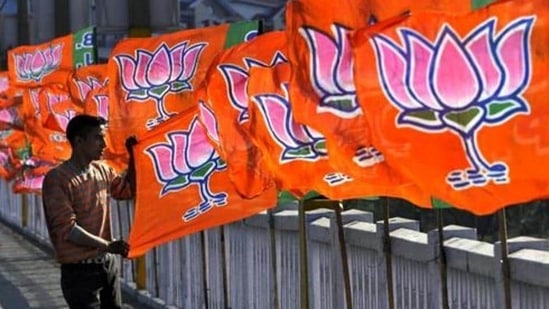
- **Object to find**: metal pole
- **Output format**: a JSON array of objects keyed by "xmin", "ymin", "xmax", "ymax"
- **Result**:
[
  {"xmin": 498, "ymin": 209, "xmax": 512, "ymax": 309},
  {"xmin": 298, "ymin": 199, "xmax": 309, "ymax": 309},
  {"xmin": 382, "ymin": 198, "xmax": 395, "ymax": 309},
  {"xmin": 437, "ymin": 209, "xmax": 449, "ymax": 309},
  {"xmin": 268, "ymin": 209, "xmax": 280, "ymax": 309},
  {"xmin": 335, "ymin": 200, "xmax": 353, "ymax": 309}
]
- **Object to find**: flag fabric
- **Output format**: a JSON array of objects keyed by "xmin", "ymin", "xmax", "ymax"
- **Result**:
[
  {"xmin": 352, "ymin": 0, "xmax": 549, "ymax": 214},
  {"xmin": 107, "ymin": 21, "xmax": 260, "ymax": 158},
  {"xmin": 21, "ymin": 89, "xmax": 72, "ymax": 163},
  {"xmin": 247, "ymin": 62, "xmax": 429, "ymax": 204},
  {"xmin": 285, "ymin": 0, "xmax": 430, "ymax": 205},
  {"xmin": 197, "ymin": 30, "xmax": 287, "ymax": 198},
  {"xmin": 68, "ymin": 64, "xmax": 109, "ymax": 106},
  {"xmin": 128, "ymin": 106, "xmax": 277, "ymax": 257},
  {"xmin": 7, "ymin": 26, "xmax": 97, "ymax": 88}
]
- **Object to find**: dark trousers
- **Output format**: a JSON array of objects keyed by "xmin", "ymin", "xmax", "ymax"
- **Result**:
[{"xmin": 60, "ymin": 254, "xmax": 122, "ymax": 309}]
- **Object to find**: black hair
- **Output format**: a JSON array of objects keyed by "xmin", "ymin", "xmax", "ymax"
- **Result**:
[{"xmin": 65, "ymin": 115, "xmax": 107, "ymax": 146}]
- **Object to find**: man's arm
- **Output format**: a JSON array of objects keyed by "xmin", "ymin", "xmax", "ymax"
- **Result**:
[
  {"xmin": 110, "ymin": 136, "xmax": 137, "ymax": 200},
  {"xmin": 69, "ymin": 225, "xmax": 129, "ymax": 256}
]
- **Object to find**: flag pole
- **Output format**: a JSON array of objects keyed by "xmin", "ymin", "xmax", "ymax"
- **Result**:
[
  {"xmin": 382, "ymin": 197, "xmax": 395, "ymax": 309},
  {"xmin": 220, "ymin": 226, "xmax": 229, "ymax": 308},
  {"xmin": 298, "ymin": 199, "xmax": 310, "ymax": 309},
  {"xmin": 498, "ymin": 209, "xmax": 512, "ymax": 309},
  {"xmin": 436, "ymin": 209, "xmax": 449, "ymax": 309},
  {"xmin": 267, "ymin": 208, "xmax": 280, "ymax": 309},
  {"xmin": 334, "ymin": 200, "xmax": 353, "ymax": 308},
  {"xmin": 200, "ymin": 231, "xmax": 210, "ymax": 308}
]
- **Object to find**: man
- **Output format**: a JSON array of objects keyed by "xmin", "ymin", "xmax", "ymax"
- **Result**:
[{"xmin": 42, "ymin": 115, "xmax": 136, "ymax": 309}]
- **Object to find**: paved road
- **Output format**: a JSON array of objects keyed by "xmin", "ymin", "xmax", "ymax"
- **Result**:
[{"xmin": 0, "ymin": 223, "xmax": 142, "ymax": 309}]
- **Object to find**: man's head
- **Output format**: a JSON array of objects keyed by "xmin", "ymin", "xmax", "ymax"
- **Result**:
[{"xmin": 66, "ymin": 115, "xmax": 108, "ymax": 161}]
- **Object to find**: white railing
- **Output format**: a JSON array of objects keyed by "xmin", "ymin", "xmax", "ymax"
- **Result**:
[{"xmin": 1, "ymin": 179, "xmax": 549, "ymax": 309}]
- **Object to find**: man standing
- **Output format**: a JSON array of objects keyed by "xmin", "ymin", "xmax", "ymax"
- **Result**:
[{"xmin": 42, "ymin": 115, "xmax": 136, "ymax": 309}]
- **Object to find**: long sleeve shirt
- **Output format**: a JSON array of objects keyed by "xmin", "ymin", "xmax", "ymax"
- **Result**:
[{"xmin": 42, "ymin": 161, "xmax": 132, "ymax": 264}]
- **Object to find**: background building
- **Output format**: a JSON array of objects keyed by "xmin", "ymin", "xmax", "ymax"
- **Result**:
[{"xmin": 0, "ymin": 0, "xmax": 287, "ymax": 69}]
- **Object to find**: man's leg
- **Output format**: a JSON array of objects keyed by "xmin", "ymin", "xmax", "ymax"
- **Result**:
[
  {"xmin": 61, "ymin": 264, "xmax": 104, "ymax": 309},
  {"xmin": 100, "ymin": 253, "xmax": 123, "ymax": 309}
]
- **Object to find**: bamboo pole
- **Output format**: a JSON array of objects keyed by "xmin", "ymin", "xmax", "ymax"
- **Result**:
[
  {"xmin": 436, "ymin": 209, "xmax": 449, "ymax": 309},
  {"xmin": 498, "ymin": 209, "xmax": 512, "ymax": 309},
  {"xmin": 268, "ymin": 209, "xmax": 280, "ymax": 309},
  {"xmin": 335, "ymin": 201, "xmax": 353, "ymax": 309},
  {"xmin": 298, "ymin": 199, "xmax": 309, "ymax": 309},
  {"xmin": 200, "ymin": 231, "xmax": 210, "ymax": 308},
  {"xmin": 220, "ymin": 226, "xmax": 229, "ymax": 308},
  {"xmin": 382, "ymin": 198, "xmax": 395, "ymax": 309}
]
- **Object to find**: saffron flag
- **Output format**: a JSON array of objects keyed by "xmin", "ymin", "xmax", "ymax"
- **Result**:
[
  {"xmin": 352, "ymin": 0, "xmax": 549, "ymax": 214},
  {"xmin": 21, "ymin": 89, "xmax": 72, "ymax": 163},
  {"xmin": 247, "ymin": 62, "xmax": 428, "ymax": 203},
  {"xmin": 0, "ymin": 147, "xmax": 16, "ymax": 180},
  {"xmin": 285, "ymin": 0, "xmax": 430, "ymax": 204},
  {"xmin": 7, "ymin": 26, "xmax": 97, "ymax": 88},
  {"xmin": 197, "ymin": 30, "xmax": 287, "ymax": 198},
  {"xmin": 68, "ymin": 64, "xmax": 109, "ymax": 106},
  {"xmin": 107, "ymin": 21, "xmax": 260, "ymax": 158},
  {"xmin": 128, "ymin": 107, "xmax": 277, "ymax": 257}
]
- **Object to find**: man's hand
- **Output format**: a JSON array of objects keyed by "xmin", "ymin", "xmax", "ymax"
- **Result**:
[
  {"xmin": 106, "ymin": 239, "xmax": 130, "ymax": 258},
  {"xmin": 125, "ymin": 136, "xmax": 138, "ymax": 155}
]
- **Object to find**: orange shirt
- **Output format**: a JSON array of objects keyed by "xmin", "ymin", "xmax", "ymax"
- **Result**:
[{"xmin": 42, "ymin": 161, "xmax": 132, "ymax": 263}]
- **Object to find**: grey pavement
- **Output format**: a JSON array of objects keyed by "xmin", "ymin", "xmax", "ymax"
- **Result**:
[{"xmin": 0, "ymin": 222, "xmax": 144, "ymax": 309}]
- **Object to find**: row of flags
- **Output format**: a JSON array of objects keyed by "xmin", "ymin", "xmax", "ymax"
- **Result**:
[{"xmin": 1, "ymin": 0, "xmax": 548, "ymax": 257}]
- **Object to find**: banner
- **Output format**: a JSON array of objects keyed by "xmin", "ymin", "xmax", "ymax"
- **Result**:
[
  {"xmin": 197, "ymin": 30, "xmax": 287, "ymax": 198},
  {"xmin": 107, "ymin": 21, "xmax": 260, "ymax": 158},
  {"xmin": 128, "ymin": 107, "xmax": 277, "ymax": 257},
  {"xmin": 352, "ymin": 0, "xmax": 549, "ymax": 214},
  {"xmin": 7, "ymin": 26, "xmax": 97, "ymax": 88}
]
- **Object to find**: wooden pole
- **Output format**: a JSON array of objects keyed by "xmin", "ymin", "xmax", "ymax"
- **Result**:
[
  {"xmin": 498, "ymin": 209, "xmax": 512, "ymax": 309},
  {"xmin": 268, "ymin": 209, "xmax": 280, "ymax": 309},
  {"xmin": 200, "ymin": 231, "xmax": 210, "ymax": 309},
  {"xmin": 220, "ymin": 226, "xmax": 229, "ymax": 308},
  {"xmin": 436, "ymin": 209, "xmax": 449, "ymax": 309},
  {"xmin": 334, "ymin": 201, "xmax": 353, "ymax": 308},
  {"xmin": 298, "ymin": 199, "xmax": 310, "ymax": 309},
  {"xmin": 382, "ymin": 198, "xmax": 395, "ymax": 309}
]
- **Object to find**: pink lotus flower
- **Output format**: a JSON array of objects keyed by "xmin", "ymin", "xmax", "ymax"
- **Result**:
[
  {"xmin": 115, "ymin": 42, "xmax": 205, "ymax": 128},
  {"xmin": 218, "ymin": 52, "xmax": 287, "ymax": 123},
  {"xmin": 0, "ymin": 76, "xmax": 8, "ymax": 93},
  {"xmin": 301, "ymin": 24, "xmax": 362, "ymax": 118},
  {"xmin": 75, "ymin": 77, "xmax": 109, "ymax": 102},
  {"xmin": 14, "ymin": 44, "xmax": 62, "ymax": 82},
  {"xmin": 371, "ymin": 17, "xmax": 534, "ymax": 190},
  {"xmin": 145, "ymin": 117, "xmax": 227, "ymax": 219},
  {"xmin": 252, "ymin": 83, "xmax": 327, "ymax": 163},
  {"xmin": 93, "ymin": 95, "xmax": 109, "ymax": 120},
  {"xmin": 198, "ymin": 100, "xmax": 221, "ymax": 147}
]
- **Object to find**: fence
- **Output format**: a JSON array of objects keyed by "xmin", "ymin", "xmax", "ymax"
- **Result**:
[{"xmin": 1, "ymin": 179, "xmax": 548, "ymax": 309}]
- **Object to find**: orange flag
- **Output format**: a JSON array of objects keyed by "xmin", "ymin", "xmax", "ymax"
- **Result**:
[
  {"xmin": 7, "ymin": 26, "xmax": 97, "ymax": 88},
  {"xmin": 21, "ymin": 89, "xmax": 72, "ymax": 163},
  {"xmin": 107, "ymin": 21, "xmax": 260, "ymax": 158},
  {"xmin": 352, "ymin": 0, "xmax": 549, "ymax": 214},
  {"xmin": 68, "ymin": 64, "xmax": 109, "ymax": 106},
  {"xmin": 285, "ymin": 0, "xmax": 430, "ymax": 204},
  {"xmin": 197, "ymin": 31, "xmax": 288, "ymax": 198},
  {"xmin": 128, "ymin": 107, "xmax": 277, "ymax": 257},
  {"xmin": 247, "ymin": 62, "xmax": 428, "ymax": 203}
]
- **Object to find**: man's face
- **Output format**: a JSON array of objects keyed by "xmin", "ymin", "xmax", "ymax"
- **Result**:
[{"xmin": 78, "ymin": 125, "xmax": 107, "ymax": 161}]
